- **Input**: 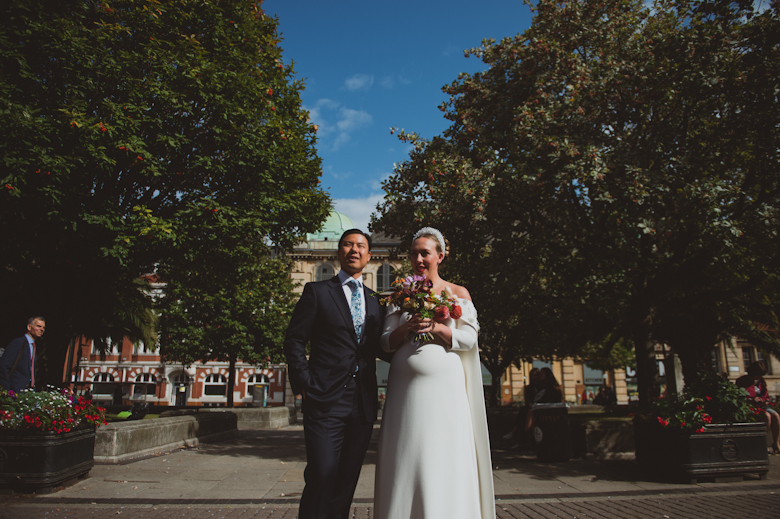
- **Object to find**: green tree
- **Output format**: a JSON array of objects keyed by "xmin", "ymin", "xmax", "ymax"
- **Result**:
[
  {"xmin": 0, "ymin": 0, "xmax": 329, "ymax": 385},
  {"xmin": 158, "ymin": 235, "xmax": 297, "ymax": 407},
  {"xmin": 375, "ymin": 0, "xmax": 780, "ymax": 405},
  {"xmin": 375, "ymin": 134, "xmax": 598, "ymax": 406}
]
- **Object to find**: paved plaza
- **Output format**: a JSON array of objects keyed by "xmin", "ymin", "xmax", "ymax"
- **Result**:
[{"xmin": 3, "ymin": 421, "xmax": 780, "ymax": 519}]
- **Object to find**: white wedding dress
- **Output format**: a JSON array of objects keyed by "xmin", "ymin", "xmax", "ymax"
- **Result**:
[{"xmin": 374, "ymin": 300, "xmax": 495, "ymax": 519}]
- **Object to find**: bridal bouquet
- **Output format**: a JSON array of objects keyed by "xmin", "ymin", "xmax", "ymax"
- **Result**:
[{"xmin": 375, "ymin": 275, "xmax": 462, "ymax": 343}]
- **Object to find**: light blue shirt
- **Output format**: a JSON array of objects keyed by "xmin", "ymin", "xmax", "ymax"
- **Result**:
[{"xmin": 25, "ymin": 334, "xmax": 35, "ymax": 358}]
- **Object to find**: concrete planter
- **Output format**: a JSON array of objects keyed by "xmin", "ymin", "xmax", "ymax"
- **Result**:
[
  {"xmin": 0, "ymin": 427, "xmax": 95, "ymax": 494},
  {"xmin": 634, "ymin": 421, "xmax": 769, "ymax": 483},
  {"xmin": 94, "ymin": 412, "xmax": 237, "ymax": 464}
]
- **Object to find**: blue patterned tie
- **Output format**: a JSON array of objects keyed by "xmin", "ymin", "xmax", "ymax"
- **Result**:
[{"xmin": 348, "ymin": 279, "xmax": 364, "ymax": 339}]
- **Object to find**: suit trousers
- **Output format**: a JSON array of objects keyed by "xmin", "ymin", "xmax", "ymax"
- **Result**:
[{"xmin": 299, "ymin": 377, "xmax": 374, "ymax": 519}]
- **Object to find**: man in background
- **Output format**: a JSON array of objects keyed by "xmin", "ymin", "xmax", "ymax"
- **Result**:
[{"xmin": 0, "ymin": 316, "xmax": 45, "ymax": 391}]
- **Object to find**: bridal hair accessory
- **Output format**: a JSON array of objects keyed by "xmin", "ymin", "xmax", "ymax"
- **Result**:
[{"xmin": 413, "ymin": 227, "xmax": 446, "ymax": 254}]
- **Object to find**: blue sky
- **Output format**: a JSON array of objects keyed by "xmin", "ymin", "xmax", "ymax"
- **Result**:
[{"xmin": 264, "ymin": 0, "xmax": 534, "ymax": 231}]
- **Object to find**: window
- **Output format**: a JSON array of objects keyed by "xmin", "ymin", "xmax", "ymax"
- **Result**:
[
  {"xmin": 203, "ymin": 374, "xmax": 227, "ymax": 396},
  {"xmin": 710, "ymin": 347, "xmax": 722, "ymax": 374},
  {"xmin": 757, "ymin": 350, "xmax": 772, "ymax": 375},
  {"xmin": 92, "ymin": 338, "xmax": 119, "ymax": 355},
  {"xmin": 247, "ymin": 374, "xmax": 269, "ymax": 396},
  {"xmin": 247, "ymin": 373, "xmax": 269, "ymax": 387},
  {"xmin": 170, "ymin": 372, "xmax": 189, "ymax": 385},
  {"xmin": 316, "ymin": 263, "xmax": 334, "ymax": 281},
  {"xmin": 133, "ymin": 341, "xmax": 155, "ymax": 355},
  {"xmin": 133, "ymin": 373, "xmax": 156, "ymax": 397},
  {"xmin": 92, "ymin": 373, "xmax": 115, "ymax": 395},
  {"xmin": 377, "ymin": 263, "xmax": 396, "ymax": 292},
  {"xmin": 742, "ymin": 346, "xmax": 755, "ymax": 373}
]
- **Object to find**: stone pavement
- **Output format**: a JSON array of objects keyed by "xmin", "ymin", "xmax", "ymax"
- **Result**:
[{"xmin": 3, "ymin": 421, "xmax": 780, "ymax": 519}]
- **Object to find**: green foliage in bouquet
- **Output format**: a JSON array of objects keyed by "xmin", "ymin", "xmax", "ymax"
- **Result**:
[{"xmin": 0, "ymin": 387, "xmax": 107, "ymax": 433}]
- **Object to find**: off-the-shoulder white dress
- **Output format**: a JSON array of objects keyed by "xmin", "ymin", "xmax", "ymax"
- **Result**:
[{"xmin": 374, "ymin": 299, "xmax": 495, "ymax": 519}]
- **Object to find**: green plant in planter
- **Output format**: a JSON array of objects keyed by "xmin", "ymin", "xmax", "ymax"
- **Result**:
[
  {"xmin": 634, "ymin": 371, "xmax": 760, "ymax": 433},
  {"xmin": 0, "ymin": 387, "xmax": 107, "ymax": 433}
]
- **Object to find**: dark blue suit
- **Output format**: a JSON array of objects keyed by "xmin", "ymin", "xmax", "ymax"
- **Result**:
[
  {"xmin": 0, "ymin": 336, "xmax": 35, "ymax": 392},
  {"xmin": 284, "ymin": 275, "xmax": 384, "ymax": 519}
]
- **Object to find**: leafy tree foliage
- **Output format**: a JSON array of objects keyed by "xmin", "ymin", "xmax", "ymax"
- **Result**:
[
  {"xmin": 0, "ymin": 0, "xmax": 329, "ymax": 385},
  {"xmin": 374, "ymin": 0, "xmax": 780, "ymax": 405},
  {"xmin": 158, "ymin": 234, "xmax": 297, "ymax": 406}
]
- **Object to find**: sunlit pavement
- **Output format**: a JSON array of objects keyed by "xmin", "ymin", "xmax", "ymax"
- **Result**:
[{"xmin": 3, "ymin": 418, "xmax": 779, "ymax": 519}]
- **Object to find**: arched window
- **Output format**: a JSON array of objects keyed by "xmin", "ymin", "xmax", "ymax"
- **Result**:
[
  {"xmin": 377, "ymin": 263, "xmax": 396, "ymax": 292},
  {"xmin": 247, "ymin": 373, "xmax": 269, "ymax": 385},
  {"xmin": 315, "ymin": 262, "xmax": 335, "ymax": 281},
  {"xmin": 92, "ymin": 373, "xmax": 115, "ymax": 395},
  {"xmin": 170, "ymin": 372, "xmax": 189, "ymax": 385},
  {"xmin": 203, "ymin": 374, "xmax": 227, "ymax": 396},
  {"xmin": 247, "ymin": 373, "xmax": 269, "ymax": 389},
  {"xmin": 133, "ymin": 373, "xmax": 156, "ymax": 398}
]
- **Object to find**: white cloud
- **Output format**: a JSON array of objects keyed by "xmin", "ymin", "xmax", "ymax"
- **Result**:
[
  {"xmin": 442, "ymin": 44, "xmax": 461, "ymax": 57},
  {"xmin": 379, "ymin": 75, "xmax": 396, "ymax": 89},
  {"xmin": 336, "ymin": 108, "xmax": 372, "ymax": 132},
  {"xmin": 344, "ymin": 73, "xmax": 374, "ymax": 92},
  {"xmin": 333, "ymin": 193, "xmax": 386, "ymax": 233},
  {"xmin": 379, "ymin": 74, "xmax": 412, "ymax": 89},
  {"xmin": 306, "ymin": 99, "xmax": 373, "ymax": 151},
  {"xmin": 321, "ymin": 164, "xmax": 350, "ymax": 181}
]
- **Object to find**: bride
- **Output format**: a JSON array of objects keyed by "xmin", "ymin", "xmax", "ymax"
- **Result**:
[{"xmin": 374, "ymin": 227, "xmax": 495, "ymax": 519}]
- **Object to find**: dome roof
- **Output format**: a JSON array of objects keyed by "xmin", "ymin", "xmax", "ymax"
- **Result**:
[{"xmin": 306, "ymin": 210, "xmax": 355, "ymax": 242}]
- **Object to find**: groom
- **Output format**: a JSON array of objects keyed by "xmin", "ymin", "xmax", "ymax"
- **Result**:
[{"xmin": 284, "ymin": 229, "xmax": 384, "ymax": 519}]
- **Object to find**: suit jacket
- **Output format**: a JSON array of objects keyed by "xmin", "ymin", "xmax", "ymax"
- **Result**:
[
  {"xmin": 0, "ymin": 336, "xmax": 34, "ymax": 392},
  {"xmin": 284, "ymin": 276, "xmax": 384, "ymax": 422}
]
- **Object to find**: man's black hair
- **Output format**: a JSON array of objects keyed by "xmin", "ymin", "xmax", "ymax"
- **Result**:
[{"xmin": 338, "ymin": 229, "xmax": 372, "ymax": 250}]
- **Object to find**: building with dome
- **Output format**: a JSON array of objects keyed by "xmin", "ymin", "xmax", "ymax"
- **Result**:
[{"xmin": 288, "ymin": 210, "xmax": 402, "ymax": 294}]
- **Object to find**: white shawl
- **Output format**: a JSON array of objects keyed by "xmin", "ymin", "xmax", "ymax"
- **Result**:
[{"xmin": 448, "ymin": 299, "xmax": 495, "ymax": 519}]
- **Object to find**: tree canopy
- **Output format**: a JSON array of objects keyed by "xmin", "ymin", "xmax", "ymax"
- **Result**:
[
  {"xmin": 0, "ymin": 0, "xmax": 330, "ymax": 384},
  {"xmin": 373, "ymin": 0, "xmax": 780, "ymax": 405}
]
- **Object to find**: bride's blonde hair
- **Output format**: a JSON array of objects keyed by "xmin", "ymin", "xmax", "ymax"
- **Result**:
[{"xmin": 412, "ymin": 227, "xmax": 449, "ymax": 258}]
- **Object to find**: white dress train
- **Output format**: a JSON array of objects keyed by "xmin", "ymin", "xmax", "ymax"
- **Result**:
[{"xmin": 374, "ymin": 300, "xmax": 495, "ymax": 519}]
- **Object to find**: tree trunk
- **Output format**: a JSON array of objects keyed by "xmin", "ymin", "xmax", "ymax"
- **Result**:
[
  {"xmin": 486, "ymin": 359, "xmax": 511, "ymax": 408},
  {"xmin": 633, "ymin": 317, "xmax": 660, "ymax": 407},
  {"xmin": 673, "ymin": 339, "xmax": 718, "ymax": 387},
  {"xmin": 227, "ymin": 355, "xmax": 236, "ymax": 407},
  {"xmin": 36, "ymin": 327, "xmax": 73, "ymax": 389}
]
